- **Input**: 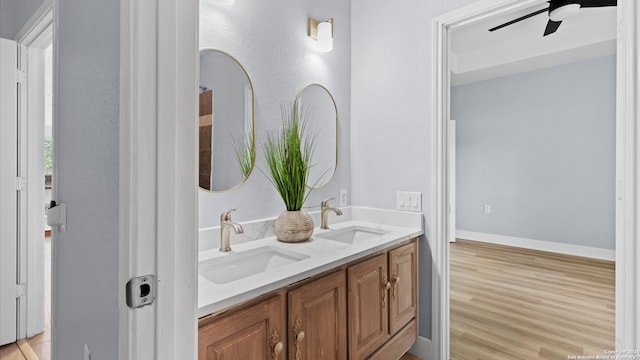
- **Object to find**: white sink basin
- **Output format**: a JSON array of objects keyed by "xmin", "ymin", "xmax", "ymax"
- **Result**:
[
  {"xmin": 316, "ymin": 226, "xmax": 389, "ymax": 245},
  {"xmin": 199, "ymin": 246, "xmax": 309, "ymax": 284}
]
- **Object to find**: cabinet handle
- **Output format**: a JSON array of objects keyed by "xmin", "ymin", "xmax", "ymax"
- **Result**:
[
  {"xmin": 392, "ymin": 275, "xmax": 400, "ymax": 301},
  {"xmin": 273, "ymin": 342, "xmax": 284, "ymax": 357},
  {"xmin": 270, "ymin": 329, "xmax": 283, "ymax": 360},
  {"xmin": 382, "ymin": 277, "xmax": 391, "ymax": 306},
  {"xmin": 294, "ymin": 319, "xmax": 305, "ymax": 360}
]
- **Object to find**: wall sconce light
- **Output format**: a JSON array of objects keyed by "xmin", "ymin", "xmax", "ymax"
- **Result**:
[{"xmin": 308, "ymin": 17, "xmax": 333, "ymax": 52}]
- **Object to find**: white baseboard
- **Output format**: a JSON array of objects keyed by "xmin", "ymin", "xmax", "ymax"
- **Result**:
[
  {"xmin": 456, "ymin": 230, "xmax": 615, "ymax": 261},
  {"xmin": 409, "ymin": 336, "xmax": 434, "ymax": 360}
]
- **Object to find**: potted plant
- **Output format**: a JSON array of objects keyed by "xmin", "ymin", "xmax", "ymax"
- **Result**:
[{"xmin": 263, "ymin": 102, "xmax": 316, "ymax": 242}]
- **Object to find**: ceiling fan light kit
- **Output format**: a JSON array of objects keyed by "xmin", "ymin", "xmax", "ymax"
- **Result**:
[
  {"xmin": 549, "ymin": 3, "xmax": 581, "ymax": 21},
  {"xmin": 488, "ymin": 0, "xmax": 617, "ymax": 37}
]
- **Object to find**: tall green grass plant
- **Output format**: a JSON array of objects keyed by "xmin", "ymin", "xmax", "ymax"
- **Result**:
[{"xmin": 263, "ymin": 102, "xmax": 315, "ymax": 211}]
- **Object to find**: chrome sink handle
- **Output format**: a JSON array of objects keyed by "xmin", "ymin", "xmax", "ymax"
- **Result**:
[
  {"xmin": 221, "ymin": 208, "xmax": 237, "ymax": 221},
  {"xmin": 220, "ymin": 209, "xmax": 243, "ymax": 252},
  {"xmin": 321, "ymin": 198, "xmax": 342, "ymax": 230},
  {"xmin": 321, "ymin": 197, "xmax": 335, "ymax": 208}
]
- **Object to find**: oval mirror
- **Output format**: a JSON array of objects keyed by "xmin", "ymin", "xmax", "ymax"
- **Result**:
[
  {"xmin": 295, "ymin": 84, "xmax": 338, "ymax": 188},
  {"xmin": 199, "ymin": 49, "xmax": 255, "ymax": 192}
]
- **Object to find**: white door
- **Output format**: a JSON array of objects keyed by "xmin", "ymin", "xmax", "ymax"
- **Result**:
[
  {"xmin": 0, "ymin": 37, "xmax": 19, "ymax": 346},
  {"xmin": 448, "ymin": 120, "xmax": 456, "ymax": 243}
]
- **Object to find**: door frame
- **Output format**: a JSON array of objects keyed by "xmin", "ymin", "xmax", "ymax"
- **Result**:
[
  {"xmin": 432, "ymin": 1, "xmax": 639, "ymax": 359},
  {"xmin": 15, "ymin": 0, "xmax": 54, "ymax": 340},
  {"xmin": 447, "ymin": 120, "xmax": 456, "ymax": 244},
  {"xmin": 119, "ymin": 0, "xmax": 198, "ymax": 358},
  {"xmin": 0, "ymin": 37, "xmax": 19, "ymax": 348}
]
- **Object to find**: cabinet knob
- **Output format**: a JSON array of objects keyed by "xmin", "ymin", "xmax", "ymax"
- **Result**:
[
  {"xmin": 294, "ymin": 320, "xmax": 305, "ymax": 360},
  {"xmin": 392, "ymin": 276, "xmax": 400, "ymax": 301},
  {"xmin": 382, "ymin": 279, "xmax": 391, "ymax": 306},
  {"xmin": 273, "ymin": 341, "xmax": 284, "ymax": 355},
  {"xmin": 270, "ymin": 329, "xmax": 283, "ymax": 360}
]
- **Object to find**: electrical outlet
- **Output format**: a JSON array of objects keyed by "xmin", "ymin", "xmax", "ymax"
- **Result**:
[
  {"xmin": 339, "ymin": 189, "xmax": 348, "ymax": 207},
  {"xmin": 484, "ymin": 205, "xmax": 491, "ymax": 214}
]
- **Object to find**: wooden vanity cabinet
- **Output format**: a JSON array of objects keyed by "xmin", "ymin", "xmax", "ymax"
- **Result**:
[
  {"xmin": 287, "ymin": 271, "xmax": 347, "ymax": 360},
  {"xmin": 198, "ymin": 238, "xmax": 418, "ymax": 360},
  {"xmin": 348, "ymin": 242, "xmax": 418, "ymax": 360},
  {"xmin": 198, "ymin": 295, "xmax": 285, "ymax": 360}
]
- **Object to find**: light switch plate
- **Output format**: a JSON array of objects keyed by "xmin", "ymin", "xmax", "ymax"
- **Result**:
[{"xmin": 397, "ymin": 191, "xmax": 422, "ymax": 212}]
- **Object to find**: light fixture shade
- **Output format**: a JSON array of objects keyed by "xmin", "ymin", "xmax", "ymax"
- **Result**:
[
  {"xmin": 309, "ymin": 17, "xmax": 333, "ymax": 52},
  {"xmin": 317, "ymin": 21, "xmax": 333, "ymax": 52},
  {"xmin": 549, "ymin": 3, "xmax": 580, "ymax": 21}
]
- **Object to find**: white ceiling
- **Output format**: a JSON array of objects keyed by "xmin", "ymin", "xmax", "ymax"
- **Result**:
[{"xmin": 450, "ymin": 3, "xmax": 617, "ymax": 85}]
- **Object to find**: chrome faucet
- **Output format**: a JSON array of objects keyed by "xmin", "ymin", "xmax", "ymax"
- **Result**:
[
  {"xmin": 220, "ymin": 209, "xmax": 244, "ymax": 252},
  {"xmin": 321, "ymin": 198, "xmax": 343, "ymax": 230}
]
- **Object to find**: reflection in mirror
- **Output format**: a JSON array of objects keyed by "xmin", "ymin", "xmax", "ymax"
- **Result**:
[
  {"xmin": 199, "ymin": 49, "xmax": 255, "ymax": 192},
  {"xmin": 295, "ymin": 84, "xmax": 338, "ymax": 188}
]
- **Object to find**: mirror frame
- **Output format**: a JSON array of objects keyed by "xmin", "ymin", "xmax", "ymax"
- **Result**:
[
  {"xmin": 198, "ymin": 48, "xmax": 256, "ymax": 193},
  {"xmin": 295, "ymin": 83, "xmax": 338, "ymax": 189}
]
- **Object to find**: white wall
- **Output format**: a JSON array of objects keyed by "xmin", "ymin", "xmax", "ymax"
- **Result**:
[
  {"xmin": 198, "ymin": 0, "xmax": 351, "ymax": 228},
  {"xmin": 452, "ymin": 56, "xmax": 616, "ymax": 250},
  {"xmin": 351, "ymin": 0, "xmax": 477, "ymax": 340},
  {"xmin": 0, "ymin": 0, "xmax": 45, "ymax": 39},
  {"xmin": 54, "ymin": 0, "xmax": 120, "ymax": 358}
]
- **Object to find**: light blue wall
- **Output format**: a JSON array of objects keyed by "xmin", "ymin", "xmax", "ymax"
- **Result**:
[
  {"xmin": 0, "ymin": 0, "xmax": 45, "ymax": 39},
  {"xmin": 55, "ymin": 0, "xmax": 120, "ymax": 358},
  {"xmin": 351, "ymin": 0, "xmax": 478, "ymax": 340},
  {"xmin": 451, "ymin": 56, "xmax": 616, "ymax": 250},
  {"xmin": 198, "ymin": 0, "xmax": 351, "ymax": 228}
]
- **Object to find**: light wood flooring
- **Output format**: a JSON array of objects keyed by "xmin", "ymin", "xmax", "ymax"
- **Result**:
[
  {"xmin": 0, "ymin": 236, "xmax": 50, "ymax": 360},
  {"xmin": 450, "ymin": 239, "xmax": 615, "ymax": 360},
  {"xmin": 0, "ymin": 341, "xmax": 38, "ymax": 360}
]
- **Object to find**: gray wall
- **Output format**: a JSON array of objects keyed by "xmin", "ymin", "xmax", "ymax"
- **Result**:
[
  {"xmin": 198, "ymin": 0, "xmax": 351, "ymax": 228},
  {"xmin": 0, "ymin": 0, "xmax": 45, "ymax": 39},
  {"xmin": 55, "ymin": 0, "xmax": 120, "ymax": 358},
  {"xmin": 351, "ymin": 0, "xmax": 478, "ymax": 339},
  {"xmin": 451, "ymin": 56, "xmax": 616, "ymax": 250}
]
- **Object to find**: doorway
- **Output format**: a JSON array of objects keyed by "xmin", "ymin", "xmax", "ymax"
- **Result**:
[
  {"xmin": 0, "ymin": 3, "xmax": 54, "ymax": 358},
  {"xmin": 431, "ymin": 0, "xmax": 640, "ymax": 358}
]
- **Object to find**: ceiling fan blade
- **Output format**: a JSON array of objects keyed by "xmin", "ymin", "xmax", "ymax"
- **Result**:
[
  {"xmin": 580, "ymin": 0, "xmax": 616, "ymax": 7},
  {"xmin": 543, "ymin": 20, "xmax": 562, "ymax": 36},
  {"xmin": 489, "ymin": 8, "xmax": 549, "ymax": 32}
]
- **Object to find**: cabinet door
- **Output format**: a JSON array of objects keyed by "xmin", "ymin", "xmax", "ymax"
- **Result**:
[
  {"xmin": 348, "ymin": 254, "xmax": 389, "ymax": 360},
  {"xmin": 288, "ymin": 271, "xmax": 347, "ymax": 360},
  {"xmin": 389, "ymin": 242, "xmax": 418, "ymax": 334},
  {"xmin": 198, "ymin": 296, "xmax": 285, "ymax": 360}
]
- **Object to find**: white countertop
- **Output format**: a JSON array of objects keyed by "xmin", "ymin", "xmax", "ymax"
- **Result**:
[{"xmin": 197, "ymin": 207, "xmax": 424, "ymax": 318}]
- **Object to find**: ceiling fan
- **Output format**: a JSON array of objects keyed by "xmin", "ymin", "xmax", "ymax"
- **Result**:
[{"xmin": 488, "ymin": 0, "xmax": 617, "ymax": 36}]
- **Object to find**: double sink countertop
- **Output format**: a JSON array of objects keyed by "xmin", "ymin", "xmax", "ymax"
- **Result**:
[{"xmin": 197, "ymin": 207, "xmax": 424, "ymax": 318}]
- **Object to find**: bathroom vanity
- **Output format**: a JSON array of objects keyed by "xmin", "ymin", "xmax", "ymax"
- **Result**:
[{"xmin": 197, "ymin": 207, "xmax": 423, "ymax": 360}]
